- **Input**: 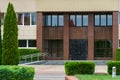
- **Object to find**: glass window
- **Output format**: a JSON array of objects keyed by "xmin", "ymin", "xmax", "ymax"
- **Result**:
[
  {"xmin": 18, "ymin": 13, "xmax": 23, "ymax": 25},
  {"xmin": 24, "ymin": 13, "xmax": 30, "ymax": 25},
  {"xmin": 28, "ymin": 40, "xmax": 36, "ymax": 47},
  {"xmin": 107, "ymin": 15, "xmax": 112, "ymax": 26},
  {"xmin": 101, "ymin": 15, "xmax": 106, "ymax": 26},
  {"xmin": 52, "ymin": 15, "xmax": 57, "ymax": 26},
  {"xmin": 46, "ymin": 15, "xmax": 51, "ymax": 26},
  {"xmin": 70, "ymin": 15, "xmax": 75, "ymax": 26},
  {"xmin": 31, "ymin": 13, "xmax": 36, "ymax": 25},
  {"xmin": 94, "ymin": 40, "xmax": 112, "ymax": 57},
  {"xmin": 119, "ymin": 13, "xmax": 120, "ymax": 24},
  {"xmin": 83, "ymin": 15, "xmax": 88, "ymax": 26},
  {"xmin": 58, "ymin": 15, "xmax": 64, "ymax": 26},
  {"xmin": 95, "ymin": 15, "xmax": 100, "ymax": 26},
  {"xmin": 19, "ymin": 40, "xmax": 26, "ymax": 47},
  {"xmin": 76, "ymin": 15, "xmax": 82, "ymax": 26},
  {"xmin": 1, "ymin": 13, "xmax": 4, "ymax": 25}
]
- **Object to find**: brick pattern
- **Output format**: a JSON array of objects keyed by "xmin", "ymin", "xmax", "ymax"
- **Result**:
[
  {"xmin": 43, "ymin": 27, "xmax": 63, "ymax": 39},
  {"xmin": 88, "ymin": 14, "xmax": 94, "ymax": 60},
  {"xmin": 112, "ymin": 12, "xmax": 118, "ymax": 60},
  {"xmin": 94, "ymin": 27, "xmax": 112, "ymax": 39},
  {"xmin": 36, "ymin": 12, "xmax": 43, "ymax": 52},
  {"xmin": 69, "ymin": 27, "xmax": 88, "ymax": 39},
  {"xmin": 36, "ymin": 12, "xmax": 118, "ymax": 60},
  {"xmin": 64, "ymin": 14, "xmax": 69, "ymax": 60}
]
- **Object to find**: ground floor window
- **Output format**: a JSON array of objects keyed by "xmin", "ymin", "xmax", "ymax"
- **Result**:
[
  {"xmin": 94, "ymin": 40, "xmax": 112, "ymax": 57},
  {"xmin": 69, "ymin": 40, "xmax": 88, "ymax": 60},
  {"xmin": 44, "ymin": 40, "xmax": 63, "ymax": 58},
  {"xmin": 18, "ymin": 40, "xmax": 36, "ymax": 48}
]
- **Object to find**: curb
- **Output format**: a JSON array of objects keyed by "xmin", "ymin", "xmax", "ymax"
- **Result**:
[{"xmin": 65, "ymin": 76, "xmax": 79, "ymax": 80}]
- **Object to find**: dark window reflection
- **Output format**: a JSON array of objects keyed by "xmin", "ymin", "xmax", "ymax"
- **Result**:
[
  {"xmin": 70, "ymin": 15, "xmax": 75, "ymax": 26},
  {"xmin": 28, "ymin": 40, "xmax": 36, "ymax": 47},
  {"xmin": 31, "ymin": 13, "xmax": 36, "ymax": 25},
  {"xmin": 24, "ymin": 13, "xmax": 30, "ymax": 25},
  {"xmin": 18, "ymin": 13, "xmax": 23, "ymax": 25},
  {"xmin": 19, "ymin": 40, "xmax": 26, "ymax": 47}
]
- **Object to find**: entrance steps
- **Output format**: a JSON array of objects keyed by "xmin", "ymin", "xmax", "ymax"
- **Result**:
[{"xmin": 21, "ymin": 60, "xmax": 108, "ymax": 65}]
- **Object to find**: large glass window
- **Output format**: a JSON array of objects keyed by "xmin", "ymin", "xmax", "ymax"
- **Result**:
[
  {"xmin": 94, "ymin": 40, "xmax": 112, "ymax": 57},
  {"xmin": 18, "ymin": 13, "xmax": 36, "ymax": 26},
  {"xmin": 44, "ymin": 40, "xmax": 63, "ymax": 57},
  {"xmin": 69, "ymin": 14, "xmax": 88, "ymax": 27},
  {"xmin": 19, "ymin": 40, "xmax": 36, "ymax": 48},
  {"xmin": 94, "ymin": 14, "xmax": 112, "ymax": 27},
  {"xmin": 43, "ymin": 14, "xmax": 64, "ymax": 27}
]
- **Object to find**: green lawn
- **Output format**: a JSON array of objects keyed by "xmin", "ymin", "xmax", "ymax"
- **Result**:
[{"xmin": 76, "ymin": 74, "xmax": 120, "ymax": 80}]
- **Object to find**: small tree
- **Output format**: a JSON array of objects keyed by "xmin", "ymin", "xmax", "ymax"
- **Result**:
[
  {"xmin": 2, "ymin": 3, "xmax": 20, "ymax": 65},
  {"xmin": 0, "ymin": 12, "xmax": 2, "ymax": 64}
]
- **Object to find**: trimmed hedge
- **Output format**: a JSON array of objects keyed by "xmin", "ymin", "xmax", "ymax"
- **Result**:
[
  {"xmin": 19, "ymin": 49, "xmax": 40, "ymax": 56},
  {"xmin": 107, "ymin": 61, "xmax": 120, "ymax": 75},
  {"xmin": 65, "ymin": 62, "xmax": 95, "ymax": 75},
  {"xmin": 116, "ymin": 48, "xmax": 120, "ymax": 61},
  {"xmin": 0, "ymin": 66, "xmax": 34, "ymax": 80}
]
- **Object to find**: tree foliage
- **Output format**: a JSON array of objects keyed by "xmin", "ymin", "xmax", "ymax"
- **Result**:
[
  {"xmin": 0, "ymin": 12, "xmax": 2, "ymax": 64},
  {"xmin": 2, "ymin": 3, "xmax": 20, "ymax": 65}
]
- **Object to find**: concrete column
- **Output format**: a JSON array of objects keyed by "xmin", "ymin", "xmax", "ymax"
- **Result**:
[
  {"xmin": 112, "ymin": 12, "xmax": 118, "ymax": 60},
  {"xmin": 88, "ymin": 13, "xmax": 94, "ymax": 60},
  {"xmin": 37, "ymin": 12, "xmax": 43, "ymax": 52},
  {"xmin": 64, "ymin": 14, "xmax": 69, "ymax": 60}
]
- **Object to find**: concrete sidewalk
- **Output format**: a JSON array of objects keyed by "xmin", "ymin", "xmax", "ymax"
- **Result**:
[{"xmin": 20, "ymin": 65, "xmax": 107, "ymax": 80}]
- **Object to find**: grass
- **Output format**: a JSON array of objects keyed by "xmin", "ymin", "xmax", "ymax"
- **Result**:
[{"xmin": 76, "ymin": 74, "xmax": 120, "ymax": 80}]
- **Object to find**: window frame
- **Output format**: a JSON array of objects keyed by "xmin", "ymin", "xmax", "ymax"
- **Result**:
[
  {"xmin": 69, "ymin": 14, "xmax": 88, "ymax": 27},
  {"xmin": 17, "ymin": 12, "xmax": 36, "ymax": 26},
  {"xmin": 18, "ymin": 40, "xmax": 36, "ymax": 48},
  {"xmin": 43, "ymin": 14, "xmax": 64, "ymax": 27},
  {"xmin": 94, "ymin": 13, "xmax": 113, "ymax": 27}
]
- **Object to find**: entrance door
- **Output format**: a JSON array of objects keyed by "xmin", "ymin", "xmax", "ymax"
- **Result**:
[{"xmin": 69, "ymin": 40, "xmax": 88, "ymax": 60}]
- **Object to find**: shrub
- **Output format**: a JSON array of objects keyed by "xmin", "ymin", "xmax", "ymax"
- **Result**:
[
  {"xmin": 19, "ymin": 49, "xmax": 40, "ymax": 56},
  {"xmin": 65, "ymin": 61, "xmax": 95, "ymax": 75},
  {"xmin": 107, "ymin": 61, "xmax": 120, "ymax": 75},
  {"xmin": 116, "ymin": 48, "xmax": 120, "ymax": 61},
  {"xmin": 0, "ymin": 66, "xmax": 34, "ymax": 80}
]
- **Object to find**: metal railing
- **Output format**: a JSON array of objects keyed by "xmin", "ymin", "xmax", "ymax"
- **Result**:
[{"xmin": 20, "ymin": 52, "xmax": 48, "ymax": 63}]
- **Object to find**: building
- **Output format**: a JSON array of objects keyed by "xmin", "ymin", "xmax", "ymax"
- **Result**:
[{"xmin": 0, "ymin": 0, "xmax": 119, "ymax": 60}]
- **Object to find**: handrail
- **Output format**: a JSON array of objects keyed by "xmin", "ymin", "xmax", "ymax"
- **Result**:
[{"xmin": 20, "ymin": 52, "xmax": 48, "ymax": 63}]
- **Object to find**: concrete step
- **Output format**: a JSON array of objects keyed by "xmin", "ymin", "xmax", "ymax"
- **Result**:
[{"xmin": 21, "ymin": 60, "xmax": 108, "ymax": 65}]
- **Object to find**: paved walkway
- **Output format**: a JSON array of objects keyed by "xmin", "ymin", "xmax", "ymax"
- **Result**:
[{"xmin": 20, "ymin": 65, "xmax": 107, "ymax": 80}]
